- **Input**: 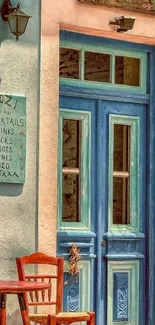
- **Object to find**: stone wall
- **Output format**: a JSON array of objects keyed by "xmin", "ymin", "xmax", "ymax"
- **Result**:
[{"xmin": 77, "ymin": 0, "xmax": 155, "ymax": 14}]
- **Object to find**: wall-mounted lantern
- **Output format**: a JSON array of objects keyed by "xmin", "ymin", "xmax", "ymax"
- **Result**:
[
  {"xmin": 110, "ymin": 16, "xmax": 136, "ymax": 32},
  {"xmin": 0, "ymin": 0, "xmax": 32, "ymax": 40}
]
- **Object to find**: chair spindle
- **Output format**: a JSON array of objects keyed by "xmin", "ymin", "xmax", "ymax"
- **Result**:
[{"xmin": 48, "ymin": 278, "xmax": 52, "ymax": 302}]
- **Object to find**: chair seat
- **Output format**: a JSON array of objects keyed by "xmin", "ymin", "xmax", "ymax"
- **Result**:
[
  {"xmin": 58, "ymin": 312, "xmax": 89, "ymax": 318},
  {"xmin": 29, "ymin": 314, "xmax": 48, "ymax": 325},
  {"xmin": 29, "ymin": 312, "xmax": 90, "ymax": 324}
]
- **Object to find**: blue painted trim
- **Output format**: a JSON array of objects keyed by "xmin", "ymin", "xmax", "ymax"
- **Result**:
[
  {"xmin": 60, "ymin": 30, "xmax": 154, "ymax": 53},
  {"xmin": 58, "ymin": 230, "xmax": 96, "ymax": 260},
  {"xmin": 58, "ymin": 109, "xmax": 91, "ymax": 231},
  {"xmin": 60, "ymin": 85, "xmax": 150, "ymax": 104},
  {"xmin": 103, "ymin": 232, "xmax": 145, "ymax": 240},
  {"xmin": 139, "ymin": 259, "xmax": 145, "ymax": 325},
  {"xmin": 57, "ymin": 253, "xmax": 96, "ymax": 259},
  {"xmin": 57, "ymin": 231, "xmax": 96, "ymax": 238},
  {"xmin": 60, "ymin": 78, "xmax": 146, "ymax": 94},
  {"xmin": 95, "ymin": 100, "xmax": 107, "ymax": 325},
  {"xmin": 60, "ymin": 242, "xmax": 94, "ymax": 248},
  {"xmin": 108, "ymin": 114, "xmax": 140, "ymax": 232},
  {"xmin": 105, "ymin": 253, "xmax": 144, "ymax": 260},
  {"xmin": 90, "ymin": 258, "xmax": 95, "ymax": 310},
  {"xmin": 146, "ymin": 49, "xmax": 155, "ymax": 325}
]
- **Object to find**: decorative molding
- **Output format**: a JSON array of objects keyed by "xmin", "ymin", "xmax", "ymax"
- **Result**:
[
  {"xmin": 103, "ymin": 233, "xmax": 145, "ymax": 259},
  {"xmin": 60, "ymin": 85, "xmax": 149, "ymax": 104},
  {"xmin": 57, "ymin": 231, "xmax": 96, "ymax": 259},
  {"xmin": 103, "ymin": 232, "xmax": 145, "ymax": 239},
  {"xmin": 60, "ymin": 242, "xmax": 93, "ymax": 248},
  {"xmin": 58, "ymin": 231, "xmax": 96, "ymax": 238},
  {"xmin": 103, "ymin": 233, "xmax": 145, "ymax": 258},
  {"xmin": 77, "ymin": 0, "xmax": 155, "ymax": 15},
  {"xmin": 113, "ymin": 272, "xmax": 128, "ymax": 321},
  {"xmin": 107, "ymin": 260, "xmax": 139, "ymax": 325},
  {"xmin": 105, "ymin": 253, "xmax": 144, "ymax": 260},
  {"xmin": 108, "ymin": 114, "xmax": 140, "ymax": 232},
  {"xmin": 58, "ymin": 109, "xmax": 91, "ymax": 231},
  {"xmin": 64, "ymin": 272, "xmax": 79, "ymax": 312}
]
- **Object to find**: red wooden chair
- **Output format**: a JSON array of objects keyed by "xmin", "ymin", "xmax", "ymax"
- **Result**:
[{"xmin": 16, "ymin": 252, "xmax": 95, "ymax": 325}]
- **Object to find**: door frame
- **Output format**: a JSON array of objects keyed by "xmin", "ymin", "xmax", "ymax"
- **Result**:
[{"xmin": 59, "ymin": 31, "xmax": 155, "ymax": 325}]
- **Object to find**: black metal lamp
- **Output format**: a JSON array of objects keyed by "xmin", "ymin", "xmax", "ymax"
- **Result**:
[
  {"xmin": 0, "ymin": 0, "xmax": 32, "ymax": 40},
  {"xmin": 110, "ymin": 16, "xmax": 136, "ymax": 33}
]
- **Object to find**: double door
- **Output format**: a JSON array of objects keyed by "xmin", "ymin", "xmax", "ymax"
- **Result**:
[{"xmin": 58, "ymin": 93, "xmax": 147, "ymax": 325}]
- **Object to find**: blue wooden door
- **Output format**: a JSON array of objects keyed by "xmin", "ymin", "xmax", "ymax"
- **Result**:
[
  {"xmin": 58, "ymin": 91, "xmax": 146, "ymax": 325},
  {"xmin": 95, "ymin": 99, "xmax": 146, "ymax": 325}
]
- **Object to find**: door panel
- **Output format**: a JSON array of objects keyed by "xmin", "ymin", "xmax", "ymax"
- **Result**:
[
  {"xmin": 58, "ymin": 95, "xmax": 146, "ymax": 325},
  {"xmin": 97, "ymin": 100, "xmax": 146, "ymax": 325}
]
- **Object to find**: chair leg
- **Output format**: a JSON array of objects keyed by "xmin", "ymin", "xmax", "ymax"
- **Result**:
[
  {"xmin": 88, "ymin": 312, "xmax": 95, "ymax": 325},
  {"xmin": 0, "ymin": 294, "xmax": 7, "ymax": 325},
  {"xmin": 48, "ymin": 315, "xmax": 57, "ymax": 325}
]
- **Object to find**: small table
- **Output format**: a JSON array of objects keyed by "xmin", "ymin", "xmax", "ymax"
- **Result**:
[{"xmin": 0, "ymin": 280, "xmax": 50, "ymax": 325}]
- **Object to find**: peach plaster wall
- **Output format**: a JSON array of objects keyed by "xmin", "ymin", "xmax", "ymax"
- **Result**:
[{"xmin": 39, "ymin": 0, "xmax": 155, "ymax": 256}]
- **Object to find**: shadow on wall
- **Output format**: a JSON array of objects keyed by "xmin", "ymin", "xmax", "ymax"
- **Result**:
[
  {"xmin": 0, "ymin": 0, "xmax": 15, "ymax": 41},
  {"xmin": 0, "ymin": 184, "xmax": 23, "ymax": 196},
  {"xmin": 7, "ymin": 309, "xmax": 22, "ymax": 325},
  {"xmin": 0, "ymin": 12, "xmax": 9, "ymax": 41}
]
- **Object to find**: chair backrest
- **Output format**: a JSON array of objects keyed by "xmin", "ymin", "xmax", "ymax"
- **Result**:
[{"xmin": 16, "ymin": 252, "xmax": 64, "ymax": 314}]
